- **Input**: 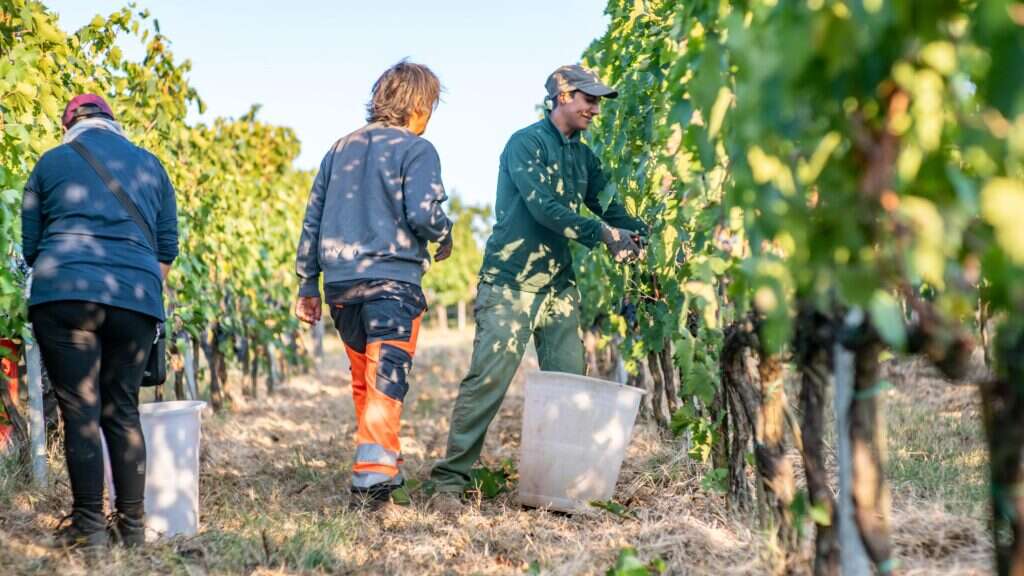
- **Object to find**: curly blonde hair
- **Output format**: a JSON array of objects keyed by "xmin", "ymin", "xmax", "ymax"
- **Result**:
[{"xmin": 366, "ymin": 60, "xmax": 441, "ymax": 127}]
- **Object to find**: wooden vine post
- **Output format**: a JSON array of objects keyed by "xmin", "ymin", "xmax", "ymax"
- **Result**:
[
  {"xmin": 25, "ymin": 335, "xmax": 47, "ymax": 488},
  {"xmin": 313, "ymin": 316, "xmax": 325, "ymax": 379}
]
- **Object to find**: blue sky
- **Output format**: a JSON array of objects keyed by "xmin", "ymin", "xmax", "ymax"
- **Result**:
[{"xmin": 47, "ymin": 1, "xmax": 612, "ymax": 207}]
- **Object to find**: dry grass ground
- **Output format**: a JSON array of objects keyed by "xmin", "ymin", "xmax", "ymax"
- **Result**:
[
  {"xmin": 0, "ymin": 328, "xmax": 993, "ymax": 574},
  {"xmin": 881, "ymin": 357, "xmax": 990, "ymax": 574}
]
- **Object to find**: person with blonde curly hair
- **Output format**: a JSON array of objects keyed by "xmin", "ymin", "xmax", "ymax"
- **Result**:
[{"xmin": 295, "ymin": 60, "xmax": 453, "ymax": 510}]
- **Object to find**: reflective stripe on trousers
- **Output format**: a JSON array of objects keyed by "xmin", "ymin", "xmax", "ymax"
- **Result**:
[{"xmin": 351, "ymin": 445, "xmax": 405, "ymax": 489}]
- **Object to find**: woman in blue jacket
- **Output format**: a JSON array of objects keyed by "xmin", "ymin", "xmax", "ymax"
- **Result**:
[{"xmin": 21, "ymin": 94, "xmax": 178, "ymax": 549}]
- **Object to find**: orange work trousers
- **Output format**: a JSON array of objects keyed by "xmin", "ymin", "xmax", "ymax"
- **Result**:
[{"xmin": 330, "ymin": 292, "xmax": 423, "ymax": 490}]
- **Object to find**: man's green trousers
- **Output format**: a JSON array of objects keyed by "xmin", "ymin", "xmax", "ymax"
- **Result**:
[{"xmin": 430, "ymin": 282, "xmax": 585, "ymax": 493}]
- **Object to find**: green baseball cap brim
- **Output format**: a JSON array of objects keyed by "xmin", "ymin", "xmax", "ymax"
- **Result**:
[
  {"xmin": 576, "ymin": 80, "xmax": 618, "ymax": 99},
  {"xmin": 545, "ymin": 64, "xmax": 618, "ymax": 100}
]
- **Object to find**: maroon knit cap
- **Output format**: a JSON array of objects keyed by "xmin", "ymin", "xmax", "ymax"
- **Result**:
[{"xmin": 61, "ymin": 94, "xmax": 115, "ymax": 128}]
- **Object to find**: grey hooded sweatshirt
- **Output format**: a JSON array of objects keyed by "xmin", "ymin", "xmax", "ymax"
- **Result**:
[{"xmin": 295, "ymin": 123, "xmax": 452, "ymax": 297}]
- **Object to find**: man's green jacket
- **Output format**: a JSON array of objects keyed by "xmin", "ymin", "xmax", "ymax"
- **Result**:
[{"xmin": 479, "ymin": 113, "xmax": 646, "ymax": 293}]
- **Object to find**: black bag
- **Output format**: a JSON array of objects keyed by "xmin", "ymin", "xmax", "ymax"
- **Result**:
[
  {"xmin": 68, "ymin": 140, "xmax": 167, "ymax": 387},
  {"xmin": 144, "ymin": 323, "xmax": 167, "ymax": 386}
]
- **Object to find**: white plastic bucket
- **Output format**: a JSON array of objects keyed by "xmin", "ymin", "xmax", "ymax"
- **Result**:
[
  {"xmin": 517, "ymin": 371, "xmax": 644, "ymax": 512},
  {"xmin": 104, "ymin": 400, "xmax": 206, "ymax": 541}
]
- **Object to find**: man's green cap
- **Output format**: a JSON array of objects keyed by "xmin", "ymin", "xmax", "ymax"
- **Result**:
[{"xmin": 545, "ymin": 64, "xmax": 618, "ymax": 100}]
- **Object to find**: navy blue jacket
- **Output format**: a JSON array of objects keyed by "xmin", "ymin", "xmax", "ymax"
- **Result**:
[{"xmin": 21, "ymin": 129, "xmax": 179, "ymax": 321}]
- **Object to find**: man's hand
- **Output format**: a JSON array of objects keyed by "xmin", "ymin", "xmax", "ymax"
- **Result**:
[
  {"xmin": 601, "ymin": 224, "xmax": 644, "ymax": 263},
  {"xmin": 434, "ymin": 233, "xmax": 454, "ymax": 262},
  {"xmin": 295, "ymin": 296, "xmax": 322, "ymax": 325}
]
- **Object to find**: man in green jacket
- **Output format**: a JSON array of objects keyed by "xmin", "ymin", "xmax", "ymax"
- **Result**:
[{"xmin": 429, "ymin": 64, "xmax": 646, "ymax": 505}]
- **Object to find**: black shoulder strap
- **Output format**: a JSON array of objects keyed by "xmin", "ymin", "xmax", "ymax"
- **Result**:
[{"xmin": 68, "ymin": 139, "xmax": 157, "ymax": 253}]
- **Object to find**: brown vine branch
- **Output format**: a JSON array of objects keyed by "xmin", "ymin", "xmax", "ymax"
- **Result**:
[{"xmin": 795, "ymin": 305, "xmax": 839, "ymax": 576}]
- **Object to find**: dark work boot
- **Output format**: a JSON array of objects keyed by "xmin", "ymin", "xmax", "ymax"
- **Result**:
[
  {"xmin": 52, "ymin": 510, "xmax": 109, "ymax": 551},
  {"xmin": 108, "ymin": 511, "xmax": 146, "ymax": 547},
  {"xmin": 349, "ymin": 474, "xmax": 404, "ymax": 512}
]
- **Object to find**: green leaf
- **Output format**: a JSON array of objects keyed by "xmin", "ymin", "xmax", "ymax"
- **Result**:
[
  {"xmin": 899, "ymin": 196, "xmax": 946, "ymax": 288},
  {"xmin": 469, "ymin": 465, "xmax": 510, "ymax": 499},
  {"xmin": 836, "ymin": 266, "xmax": 881, "ymax": 306},
  {"xmin": 390, "ymin": 486, "xmax": 412, "ymax": 506},
  {"xmin": 668, "ymin": 99, "xmax": 693, "ymax": 128},
  {"xmin": 869, "ymin": 291, "xmax": 907, "ymax": 350},
  {"xmin": 684, "ymin": 362, "xmax": 716, "ymax": 403},
  {"xmin": 707, "ymin": 256, "xmax": 729, "ymax": 275},
  {"xmin": 589, "ymin": 499, "xmax": 636, "ymax": 519},
  {"xmin": 673, "ymin": 332, "xmax": 694, "ymax": 379},
  {"xmin": 920, "ymin": 41, "xmax": 957, "ymax": 76},
  {"xmin": 605, "ymin": 547, "xmax": 666, "ymax": 576},
  {"xmin": 809, "ymin": 503, "xmax": 832, "ymax": 526},
  {"xmin": 670, "ymin": 404, "xmax": 697, "ymax": 437},
  {"xmin": 606, "ymin": 548, "xmax": 649, "ymax": 576},
  {"xmin": 982, "ymin": 178, "xmax": 1024, "ymax": 265},
  {"xmin": 700, "ymin": 468, "xmax": 728, "ymax": 493},
  {"xmin": 39, "ymin": 93, "xmax": 59, "ymax": 118},
  {"xmin": 31, "ymin": 13, "xmax": 64, "ymax": 44},
  {"xmin": 707, "ymin": 86, "xmax": 731, "ymax": 137}
]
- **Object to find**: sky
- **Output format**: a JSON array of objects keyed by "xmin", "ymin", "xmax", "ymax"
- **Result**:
[{"xmin": 46, "ymin": 1, "xmax": 612, "ymax": 208}]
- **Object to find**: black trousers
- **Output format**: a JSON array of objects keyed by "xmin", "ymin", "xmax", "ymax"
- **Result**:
[{"xmin": 30, "ymin": 301, "xmax": 157, "ymax": 519}]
